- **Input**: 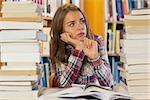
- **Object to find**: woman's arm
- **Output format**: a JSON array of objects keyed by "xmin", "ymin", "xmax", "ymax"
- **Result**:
[
  {"xmin": 54, "ymin": 49, "xmax": 85, "ymax": 88},
  {"xmin": 87, "ymin": 36, "xmax": 114, "ymax": 87}
]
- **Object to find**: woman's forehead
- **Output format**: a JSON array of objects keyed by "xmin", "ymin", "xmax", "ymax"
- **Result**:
[{"xmin": 64, "ymin": 11, "xmax": 84, "ymax": 22}]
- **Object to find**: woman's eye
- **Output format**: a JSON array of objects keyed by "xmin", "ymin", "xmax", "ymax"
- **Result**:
[
  {"xmin": 80, "ymin": 19, "xmax": 86, "ymax": 24},
  {"xmin": 69, "ymin": 23, "xmax": 75, "ymax": 27}
]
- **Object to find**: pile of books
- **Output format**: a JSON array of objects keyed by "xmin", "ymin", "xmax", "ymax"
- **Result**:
[
  {"xmin": 121, "ymin": 8, "xmax": 150, "ymax": 99},
  {"xmin": 0, "ymin": 1, "xmax": 47, "ymax": 99}
]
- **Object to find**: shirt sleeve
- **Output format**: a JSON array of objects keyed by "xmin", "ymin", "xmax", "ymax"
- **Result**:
[
  {"xmin": 87, "ymin": 36, "xmax": 114, "ymax": 87},
  {"xmin": 55, "ymin": 49, "xmax": 85, "ymax": 88}
]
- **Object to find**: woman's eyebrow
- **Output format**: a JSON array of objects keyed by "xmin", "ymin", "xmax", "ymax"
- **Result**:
[
  {"xmin": 80, "ymin": 18, "xmax": 84, "ymax": 20},
  {"xmin": 66, "ymin": 20, "xmax": 75, "ymax": 24}
]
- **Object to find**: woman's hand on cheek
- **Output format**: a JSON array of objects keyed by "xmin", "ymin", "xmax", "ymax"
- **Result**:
[
  {"xmin": 83, "ymin": 38, "xmax": 99, "ymax": 60},
  {"xmin": 60, "ymin": 33, "xmax": 83, "ymax": 51}
]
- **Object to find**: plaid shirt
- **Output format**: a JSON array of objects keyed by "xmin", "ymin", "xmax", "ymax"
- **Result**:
[{"xmin": 52, "ymin": 36, "xmax": 114, "ymax": 88}]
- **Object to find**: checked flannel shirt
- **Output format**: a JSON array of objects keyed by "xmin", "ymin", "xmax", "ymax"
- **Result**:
[{"xmin": 52, "ymin": 36, "xmax": 114, "ymax": 88}]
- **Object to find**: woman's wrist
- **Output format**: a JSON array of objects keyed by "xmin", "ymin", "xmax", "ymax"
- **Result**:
[
  {"xmin": 75, "ymin": 42, "xmax": 83, "ymax": 51},
  {"xmin": 88, "ymin": 54, "xmax": 100, "ymax": 62},
  {"xmin": 75, "ymin": 46, "xmax": 83, "ymax": 51},
  {"xmin": 88, "ymin": 53, "xmax": 99, "ymax": 60}
]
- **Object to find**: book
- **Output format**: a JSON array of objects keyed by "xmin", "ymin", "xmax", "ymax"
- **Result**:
[
  {"xmin": 130, "ymin": 93, "xmax": 150, "ymax": 100},
  {"xmin": 0, "ymin": 21, "xmax": 43, "ymax": 30},
  {"xmin": 122, "ymin": 39, "xmax": 150, "ymax": 55},
  {"xmin": 126, "ymin": 73, "xmax": 150, "ymax": 80},
  {"xmin": 1, "ymin": 1, "xmax": 33, "ymax": 5},
  {"xmin": 1, "ymin": 2, "xmax": 39, "ymax": 13},
  {"xmin": 0, "ymin": 70, "xmax": 36, "ymax": 75},
  {"xmin": 0, "ymin": 81, "xmax": 34, "ymax": 86},
  {"xmin": 0, "ymin": 17, "xmax": 42, "ymax": 22},
  {"xmin": 126, "ymin": 64, "xmax": 150, "ymax": 74},
  {"xmin": 1, "ymin": 53, "xmax": 41, "ymax": 62},
  {"xmin": 0, "ymin": 75, "xmax": 38, "ymax": 81},
  {"xmin": 125, "ymin": 14, "xmax": 150, "ymax": 20},
  {"xmin": 130, "ymin": 8, "xmax": 150, "ymax": 15},
  {"xmin": 2, "ymin": 12, "xmax": 40, "ymax": 18},
  {"xmin": 127, "ymin": 79, "xmax": 150, "ymax": 86},
  {"xmin": 0, "ymin": 30, "xmax": 47, "ymax": 42},
  {"xmin": 0, "ymin": 62, "xmax": 38, "ymax": 66},
  {"xmin": 0, "ymin": 85, "xmax": 33, "ymax": 91},
  {"xmin": 128, "ymin": 86, "xmax": 150, "ymax": 93},
  {"xmin": 0, "ymin": 42, "xmax": 40, "ymax": 53},
  {"xmin": 125, "ymin": 33, "xmax": 150, "ymax": 39},
  {"xmin": 1, "ymin": 65, "xmax": 37, "ymax": 71},
  {"xmin": 120, "ymin": 53, "xmax": 150, "ymax": 65},
  {"xmin": 0, "ymin": 90, "xmax": 39, "ymax": 99},
  {"xmin": 45, "ymin": 84, "xmax": 131, "ymax": 100}
]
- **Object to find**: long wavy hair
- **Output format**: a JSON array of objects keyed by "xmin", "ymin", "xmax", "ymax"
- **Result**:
[{"xmin": 50, "ymin": 4, "xmax": 94, "ymax": 65}]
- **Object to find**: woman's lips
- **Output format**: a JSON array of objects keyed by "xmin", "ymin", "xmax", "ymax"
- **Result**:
[{"xmin": 78, "ymin": 32, "xmax": 85, "ymax": 37}]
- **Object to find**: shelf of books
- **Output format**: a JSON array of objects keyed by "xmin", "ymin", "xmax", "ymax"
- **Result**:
[{"xmin": 105, "ymin": 0, "xmax": 150, "ymax": 99}]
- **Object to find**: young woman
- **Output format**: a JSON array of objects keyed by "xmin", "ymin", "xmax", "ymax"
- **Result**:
[{"xmin": 50, "ymin": 4, "xmax": 113, "ymax": 88}]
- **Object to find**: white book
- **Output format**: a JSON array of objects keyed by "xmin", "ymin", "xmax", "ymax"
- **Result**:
[
  {"xmin": 0, "ymin": 70, "xmax": 37, "ymax": 75},
  {"xmin": 2, "ymin": 12, "xmax": 40, "ymax": 18},
  {"xmin": 127, "ymin": 79, "xmax": 150, "ymax": 86},
  {"xmin": 0, "ymin": 85, "xmax": 33, "ymax": 91},
  {"xmin": 125, "ymin": 26, "xmax": 150, "ymax": 34},
  {"xmin": 0, "ymin": 30, "xmax": 47, "ymax": 42},
  {"xmin": 126, "ymin": 73, "xmax": 150, "ymax": 80},
  {"xmin": 130, "ymin": 8, "xmax": 150, "ymax": 15},
  {"xmin": 0, "ymin": 90, "xmax": 39, "ymax": 99},
  {"xmin": 0, "ymin": 75, "xmax": 38, "ymax": 81},
  {"xmin": 128, "ymin": 86, "xmax": 150, "ymax": 93},
  {"xmin": 1, "ymin": 3, "xmax": 39, "ymax": 13},
  {"xmin": 125, "ymin": 33, "xmax": 150, "ymax": 39},
  {"xmin": 126, "ymin": 64, "xmax": 150, "ymax": 74},
  {"xmin": 0, "ymin": 21, "xmax": 43, "ymax": 30},
  {"xmin": 1, "ymin": 53, "xmax": 41, "ymax": 62},
  {"xmin": 0, "ymin": 42, "xmax": 40, "ymax": 53},
  {"xmin": 125, "ymin": 14, "xmax": 150, "ymax": 20},
  {"xmin": 44, "ymin": 83, "xmax": 131, "ymax": 100},
  {"xmin": 1, "ymin": 65, "xmax": 37, "ymax": 70},
  {"xmin": 120, "ymin": 53, "xmax": 150, "ymax": 65},
  {"xmin": 130, "ymin": 93, "xmax": 150, "ymax": 100},
  {"xmin": 0, "ymin": 81, "xmax": 33, "ymax": 86},
  {"xmin": 2, "ymin": 1, "xmax": 33, "ymax": 5},
  {"xmin": 0, "ymin": 62, "xmax": 38, "ymax": 66}
]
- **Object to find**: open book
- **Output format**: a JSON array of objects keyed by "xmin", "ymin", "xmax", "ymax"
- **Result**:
[{"xmin": 44, "ymin": 84, "xmax": 131, "ymax": 100}]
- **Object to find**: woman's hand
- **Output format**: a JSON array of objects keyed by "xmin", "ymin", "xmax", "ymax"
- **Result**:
[
  {"xmin": 60, "ymin": 33, "xmax": 83, "ymax": 51},
  {"xmin": 83, "ymin": 38, "xmax": 99, "ymax": 60}
]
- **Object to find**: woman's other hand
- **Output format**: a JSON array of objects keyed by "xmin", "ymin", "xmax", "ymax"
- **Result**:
[{"xmin": 83, "ymin": 38, "xmax": 99, "ymax": 60}]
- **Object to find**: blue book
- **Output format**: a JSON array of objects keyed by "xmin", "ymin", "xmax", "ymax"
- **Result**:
[{"xmin": 116, "ymin": 0, "xmax": 124, "ymax": 20}]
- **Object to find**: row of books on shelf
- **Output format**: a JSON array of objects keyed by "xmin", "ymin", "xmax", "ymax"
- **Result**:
[{"xmin": 106, "ymin": 0, "xmax": 150, "ymax": 21}]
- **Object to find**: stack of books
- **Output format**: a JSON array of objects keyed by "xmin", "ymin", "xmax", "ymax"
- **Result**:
[
  {"xmin": 120, "ymin": 8, "xmax": 150, "ymax": 99},
  {"xmin": 0, "ymin": 0, "xmax": 42, "ymax": 22},
  {"xmin": 0, "ymin": 1, "xmax": 47, "ymax": 99}
]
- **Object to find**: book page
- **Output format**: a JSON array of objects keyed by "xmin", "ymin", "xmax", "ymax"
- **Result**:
[{"xmin": 44, "ymin": 87, "xmax": 84, "ymax": 97}]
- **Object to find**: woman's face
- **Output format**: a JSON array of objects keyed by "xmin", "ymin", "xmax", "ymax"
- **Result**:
[{"xmin": 63, "ymin": 11, "xmax": 87, "ymax": 41}]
